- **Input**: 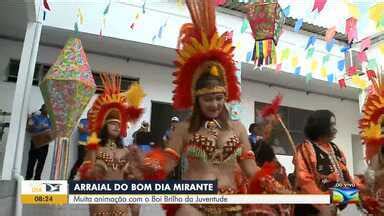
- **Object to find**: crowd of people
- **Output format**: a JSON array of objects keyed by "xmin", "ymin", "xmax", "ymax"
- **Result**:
[{"xmin": 23, "ymin": 0, "xmax": 383, "ymax": 215}]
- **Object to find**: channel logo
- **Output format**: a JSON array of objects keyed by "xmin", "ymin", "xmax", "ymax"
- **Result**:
[
  {"xmin": 330, "ymin": 187, "xmax": 360, "ymax": 204},
  {"xmin": 44, "ymin": 183, "xmax": 61, "ymax": 192},
  {"xmin": 24, "ymin": 180, "xmax": 68, "ymax": 194},
  {"xmin": 21, "ymin": 180, "xmax": 68, "ymax": 204}
]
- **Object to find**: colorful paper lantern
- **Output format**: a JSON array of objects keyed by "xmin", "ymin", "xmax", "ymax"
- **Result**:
[
  {"xmin": 40, "ymin": 37, "xmax": 96, "ymax": 179},
  {"xmin": 245, "ymin": 0, "xmax": 285, "ymax": 66}
]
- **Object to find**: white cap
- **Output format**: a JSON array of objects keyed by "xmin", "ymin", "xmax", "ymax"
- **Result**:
[
  {"xmin": 141, "ymin": 121, "xmax": 149, "ymax": 128},
  {"xmin": 171, "ymin": 116, "xmax": 179, "ymax": 122}
]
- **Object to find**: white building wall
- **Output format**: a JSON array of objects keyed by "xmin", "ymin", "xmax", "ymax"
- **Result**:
[{"xmin": 0, "ymin": 37, "xmax": 360, "ymax": 178}]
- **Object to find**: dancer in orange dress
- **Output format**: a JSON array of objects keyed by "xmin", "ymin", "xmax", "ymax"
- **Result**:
[{"xmin": 294, "ymin": 110, "xmax": 353, "ymax": 216}]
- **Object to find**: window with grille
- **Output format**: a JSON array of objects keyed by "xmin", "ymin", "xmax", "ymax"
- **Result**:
[
  {"xmin": 6, "ymin": 59, "xmax": 139, "ymax": 91},
  {"xmin": 92, "ymin": 72, "xmax": 139, "ymax": 94},
  {"xmin": 7, "ymin": 59, "xmax": 49, "ymax": 86},
  {"xmin": 254, "ymin": 102, "xmax": 313, "ymax": 155}
]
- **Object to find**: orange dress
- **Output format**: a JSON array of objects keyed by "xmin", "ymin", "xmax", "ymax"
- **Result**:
[
  {"xmin": 294, "ymin": 140, "xmax": 352, "ymax": 194},
  {"xmin": 293, "ymin": 140, "xmax": 353, "ymax": 215}
]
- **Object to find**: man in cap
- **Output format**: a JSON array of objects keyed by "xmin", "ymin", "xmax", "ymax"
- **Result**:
[
  {"xmin": 248, "ymin": 116, "xmax": 266, "ymax": 149},
  {"xmin": 133, "ymin": 121, "xmax": 154, "ymax": 152},
  {"xmin": 162, "ymin": 116, "xmax": 180, "ymax": 146},
  {"xmin": 25, "ymin": 104, "xmax": 55, "ymax": 180}
]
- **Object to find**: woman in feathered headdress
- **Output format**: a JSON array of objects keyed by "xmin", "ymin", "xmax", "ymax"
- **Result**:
[
  {"xmin": 77, "ymin": 73, "xmax": 146, "ymax": 216},
  {"xmin": 141, "ymin": 1, "xmax": 281, "ymax": 215},
  {"xmin": 357, "ymin": 69, "xmax": 384, "ymax": 215}
]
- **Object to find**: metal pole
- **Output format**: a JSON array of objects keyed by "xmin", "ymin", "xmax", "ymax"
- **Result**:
[
  {"xmin": 5, "ymin": 18, "xmax": 42, "ymax": 216},
  {"xmin": 1, "ymin": 19, "xmax": 43, "ymax": 180},
  {"xmin": 1, "ymin": 1, "xmax": 43, "ymax": 216}
]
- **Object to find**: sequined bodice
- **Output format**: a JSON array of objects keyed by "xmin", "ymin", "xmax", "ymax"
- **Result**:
[
  {"xmin": 96, "ymin": 151, "xmax": 127, "ymax": 170},
  {"xmin": 185, "ymin": 133, "xmax": 242, "ymax": 164}
]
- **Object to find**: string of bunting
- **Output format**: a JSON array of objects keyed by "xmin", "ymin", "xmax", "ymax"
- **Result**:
[
  {"xmin": 74, "ymin": 8, "xmax": 84, "ymax": 35},
  {"xmin": 99, "ymin": 0, "xmax": 112, "ymax": 39},
  {"xmin": 273, "ymin": 1, "xmax": 380, "ymax": 89},
  {"xmin": 62, "ymin": 0, "xmax": 383, "ymax": 90},
  {"xmin": 42, "ymin": 0, "xmax": 51, "ymax": 21}
]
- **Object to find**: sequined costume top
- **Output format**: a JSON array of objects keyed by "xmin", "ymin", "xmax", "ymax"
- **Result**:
[
  {"xmin": 183, "ymin": 120, "xmax": 244, "ymax": 166},
  {"xmin": 184, "ymin": 133, "xmax": 242, "ymax": 164}
]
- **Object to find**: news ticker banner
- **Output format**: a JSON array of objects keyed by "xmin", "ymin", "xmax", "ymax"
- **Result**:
[{"xmin": 21, "ymin": 180, "xmax": 361, "ymax": 205}]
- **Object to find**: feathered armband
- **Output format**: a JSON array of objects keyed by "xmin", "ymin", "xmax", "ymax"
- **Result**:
[{"xmin": 142, "ymin": 148, "xmax": 180, "ymax": 180}]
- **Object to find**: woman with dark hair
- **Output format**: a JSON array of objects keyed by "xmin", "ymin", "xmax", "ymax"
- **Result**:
[
  {"xmin": 294, "ymin": 110, "xmax": 353, "ymax": 216},
  {"xmin": 77, "ymin": 74, "xmax": 145, "ymax": 216},
  {"xmin": 83, "ymin": 115, "xmax": 131, "ymax": 178},
  {"xmin": 253, "ymin": 138, "xmax": 277, "ymax": 168},
  {"xmin": 141, "ymin": 1, "xmax": 283, "ymax": 215},
  {"xmin": 86, "ymin": 117, "xmax": 142, "ymax": 216}
]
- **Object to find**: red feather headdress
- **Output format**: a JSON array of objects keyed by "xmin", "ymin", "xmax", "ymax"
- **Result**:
[
  {"xmin": 88, "ymin": 73, "xmax": 145, "ymax": 138},
  {"xmin": 172, "ymin": 0, "xmax": 240, "ymax": 110},
  {"xmin": 359, "ymin": 69, "xmax": 384, "ymax": 161}
]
